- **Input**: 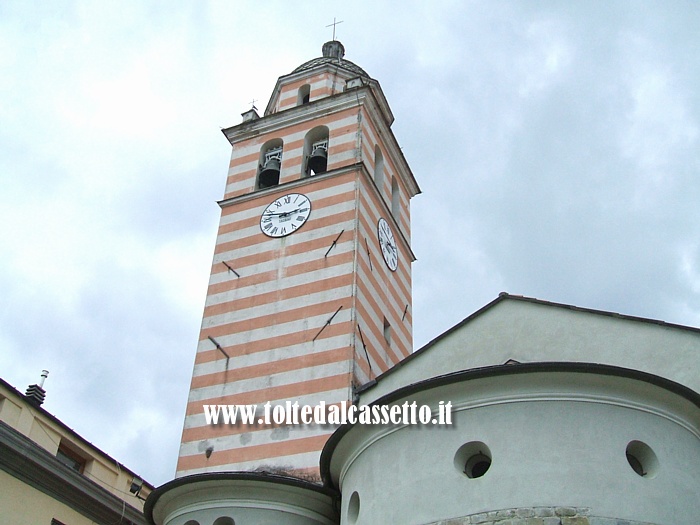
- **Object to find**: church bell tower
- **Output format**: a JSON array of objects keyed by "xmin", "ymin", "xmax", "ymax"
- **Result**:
[{"xmin": 176, "ymin": 40, "xmax": 420, "ymax": 481}]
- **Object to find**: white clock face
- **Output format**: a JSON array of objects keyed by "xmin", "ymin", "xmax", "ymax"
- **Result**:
[
  {"xmin": 377, "ymin": 217, "xmax": 398, "ymax": 271},
  {"xmin": 260, "ymin": 193, "xmax": 311, "ymax": 238}
]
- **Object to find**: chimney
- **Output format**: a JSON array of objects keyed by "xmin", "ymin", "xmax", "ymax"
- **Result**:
[{"xmin": 25, "ymin": 370, "xmax": 49, "ymax": 407}]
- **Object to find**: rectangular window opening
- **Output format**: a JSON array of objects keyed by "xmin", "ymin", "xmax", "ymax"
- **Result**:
[
  {"xmin": 383, "ymin": 317, "xmax": 391, "ymax": 346},
  {"xmin": 56, "ymin": 441, "xmax": 86, "ymax": 473}
]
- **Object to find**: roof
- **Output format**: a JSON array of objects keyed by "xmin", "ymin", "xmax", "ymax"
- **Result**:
[
  {"xmin": 292, "ymin": 40, "xmax": 370, "ymax": 79},
  {"xmin": 356, "ymin": 292, "xmax": 700, "ymax": 399},
  {"xmin": 0, "ymin": 375, "xmax": 153, "ymax": 491}
]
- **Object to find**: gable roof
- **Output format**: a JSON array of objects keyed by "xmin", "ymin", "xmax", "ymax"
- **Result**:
[{"xmin": 358, "ymin": 292, "xmax": 700, "ymax": 403}]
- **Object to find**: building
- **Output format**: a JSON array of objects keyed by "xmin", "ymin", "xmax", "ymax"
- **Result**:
[
  {"xmin": 322, "ymin": 293, "xmax": 700, "ymax": 525},
  {"xmin": 176, "ymin": 39, "xmax": 418, "ymax": 481},
  {"xmin": 145, "ymin": 42, "xmax": 700, "ymax": 525},
  {"xmin": 0, "ymin": 373, "xmax": 153, "ymax": 525}
]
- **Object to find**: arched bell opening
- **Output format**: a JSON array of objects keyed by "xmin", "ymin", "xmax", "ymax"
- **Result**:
[
  {"xmin": 308, "ymin": 140, "xmax": 328, "ymax": 175},
  {"xmin": 297, "ymin": 84, "xmax": 311, "ymax": 105},
  {"xmin": 374, "ymin": 145, "xmax": 384, "ymax": 192},
  {"xmin": 391, "ymin": 176, "xmax": 400, "ymax": 217},
  {"xmin": 303, "ymin": 126, "xmax": 329, "ymax": 177},
  {"xmin": 257, "ymin": 139, "xmax": 283, "ymax": 190}
]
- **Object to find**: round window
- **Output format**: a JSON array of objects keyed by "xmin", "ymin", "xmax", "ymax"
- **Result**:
[
  {"xmin": 347, "ymin": 491, "xmax": 360, "ymax": 523},
  {"xmin": 454, "ymin": 441, "xmax": 492, "ymax": 478},
  {"xmin": 626, "ymin": 440, "xmax": 659, "ymax": 478}
]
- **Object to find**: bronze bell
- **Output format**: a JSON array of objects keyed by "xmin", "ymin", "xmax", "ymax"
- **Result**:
[
  {"xmin": 307, "ymin": 146, "xmax": 327, "ymax": 175},
  {"xmin": 258, "ymin": 158, "xmax": 281, "ymax": 188}
]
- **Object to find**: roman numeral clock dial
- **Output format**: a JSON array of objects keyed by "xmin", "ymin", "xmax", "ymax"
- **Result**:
[
  {"xmin": 377, "ymin": 217, "xmax": 398, "ymax": 271},
  {"xmin": 260, "ymin": 193, "xmax": 312, "ymax": 237}
]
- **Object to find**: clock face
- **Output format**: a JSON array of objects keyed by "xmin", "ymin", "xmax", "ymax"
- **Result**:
[
  {"xmin": 377, "ymin": 217, "xmax": 398, "ymax": 271},
  {"xmin": 260, "ymin": 193, "xmax": 311, "ymax": 238}
]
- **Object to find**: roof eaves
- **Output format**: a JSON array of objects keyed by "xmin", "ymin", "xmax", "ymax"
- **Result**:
[
  {"xmin": 503, "ymin": 293, "xmax": 700, "ymax": 335},
  {"xmin": 324, "ymin": 361, "xmax": 700, "ymax": 488},
  {"xmin": 356, "ymin": 291, "xmax": 700, "ymax": 396},
  {"xmin": 0, "ymin": 376, "xmax": 155, "ymax": 491},
  {"xmin": 355, "ymin": 293, "xmax": 509, "ymax": 395}
]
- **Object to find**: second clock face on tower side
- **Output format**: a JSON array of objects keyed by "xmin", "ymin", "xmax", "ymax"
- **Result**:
[
  {"xmin": 377, "ymin": 217, "xmax": 398, "ymax": 271},
  {"xmin": 260, "ymin": 193, "xmax": 312, "ymax": 237}
]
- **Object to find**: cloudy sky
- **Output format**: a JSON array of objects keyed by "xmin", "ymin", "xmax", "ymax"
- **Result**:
[{"xmin": 2, "ymin": 1, "xmax": 699, "ymax": 486}]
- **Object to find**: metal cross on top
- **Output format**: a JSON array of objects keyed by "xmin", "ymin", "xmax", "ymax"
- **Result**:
[
  {"xmin": 249, "ymin": 98, "xmax": 258, "ymax": 111},
  {"xmin": 326, "ymin": 17, "xmax": 344, "ymax": 41}
]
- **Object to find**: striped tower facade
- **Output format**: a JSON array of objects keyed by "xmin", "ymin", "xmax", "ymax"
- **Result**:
[{"xmin": 176, "ymin": 41, "xmax": 420, "ymax": 481}]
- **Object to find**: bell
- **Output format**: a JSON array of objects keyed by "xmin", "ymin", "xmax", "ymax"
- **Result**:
[
  {"xmin": 307, "ymin": 146, "xmax": 327, "ymax": 175},
  {"xmin": 258, "ymin": 158, "xmax": 280, "ymax": 188}
]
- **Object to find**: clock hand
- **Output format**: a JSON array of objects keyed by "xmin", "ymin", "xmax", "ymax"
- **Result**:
[
  {"xmin": 264, "ymin": 210, "xmax": 294, "ymax": 217},
  {"xmin": 264, "ymin": 204, "xmax": 309, "ymax": 219},
  {"xmin": 279, "ymin": 208, "xmax": 300, "ymax": 218},
  {"xmin": 283, "ymin": 206, "xmax": 309, "ymax": 217}
]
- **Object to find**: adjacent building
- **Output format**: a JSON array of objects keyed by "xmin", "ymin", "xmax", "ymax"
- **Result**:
[{"xmin": 0, "ymin": 374, "xmax": 153, "ymax": 525}]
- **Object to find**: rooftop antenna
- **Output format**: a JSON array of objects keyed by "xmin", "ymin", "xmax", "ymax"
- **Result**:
[
  {"xmin": 326, "ymin": 17, "xmax": 344, "ymax": 41},
  {"xmin": 39, "ymin": 369, "xmax": 49, "ymax": 387}
]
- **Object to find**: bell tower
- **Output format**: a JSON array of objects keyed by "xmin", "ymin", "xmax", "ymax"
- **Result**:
[{"xmin": 176, "ymin": 41, "xmax": 420, "ymax": 481}]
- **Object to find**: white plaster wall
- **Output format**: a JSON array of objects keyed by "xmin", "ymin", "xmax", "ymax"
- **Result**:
[
  {"xmin": 153, "ymin": 478, "xmax": 337, "ymax": 525},
  {"xmin": 365, "ymin": 298, "xmax": 700, "ymax": 403},
  {"xmin": 332, "ymin": 372, "xmax": 700, "ymax": 525},
  {"xmin": 167, "ymin": 507, "xmax": 329, "ymax": 525}
]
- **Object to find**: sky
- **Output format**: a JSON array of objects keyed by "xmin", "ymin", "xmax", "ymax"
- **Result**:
[{"xmin": 1, "ymin": 1, "xmax": 699, "ymax": 487}]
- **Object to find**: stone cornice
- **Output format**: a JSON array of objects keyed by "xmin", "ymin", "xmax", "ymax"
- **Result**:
[
  {"xmin": 223, "ymin": 88, "xmax": 370, "ymax": 143},
  {"xmin": 217, "ymin": 163, "xmax": 417, "ymax": 262},
  {"xmin": 217, "ymin": 163, "xmax": 361, "ymax": 209},
  {"xmin": 222, "ymin": 86, "xmax": 420, "ymax": 198}
]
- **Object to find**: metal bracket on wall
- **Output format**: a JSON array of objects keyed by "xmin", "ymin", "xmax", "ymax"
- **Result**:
[
  {"xmin": 207, "ymin": 336, "xmax": 230, "ymax": 360},
  {"xmin": 357, "ymin": 324, "xmax": 374, "ymax": 379},
  {"xmin": 364, "ymin": 237, "xmax": 372, "ymax": 271},
  {"xmin": 313, "ymin": 305, "xmax": 343, "ymax": 341},
  {"xmin": 222, "ymin": 261, "xmax": 240, "ymax": 278},
  {"xmin": 325, "ymin": 229, "xmax": 344, "ymax": 257}
]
